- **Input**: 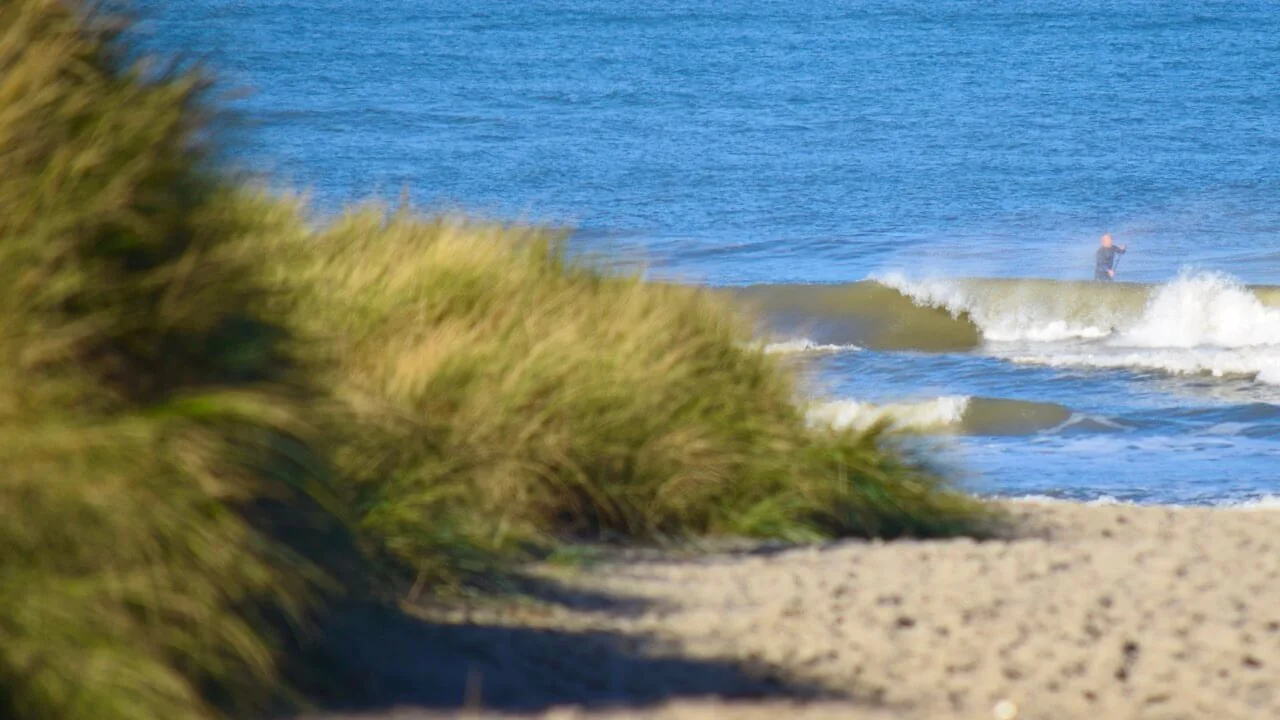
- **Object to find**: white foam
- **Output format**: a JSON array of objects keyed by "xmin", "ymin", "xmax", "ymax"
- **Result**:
[
  {"xmin": 808, "ymin": 395, "xmax": 970, "ymax": 432},
  {"xmin": 1219, "ymin": 495, "xmax": 1280, "ymax": 511},
  {"xmin": 881, "ymin": 270, "xmax": 1280, "ymax": 384},
  {"xmin": 1010, "ymin": 495, "xmax": 1280, "ymax": 510},
  {"xmin": 1122, "ymin": 271, "xmax": 1280, "ymax": 348},
  {"xmin": 1005, "ymin": 494, "xmax": 1068, "ymax": 506},
  {"xmin": 1007, "ymin": 347, "xmax": 1280, "ymax": 384},
  {"xmin": 1072, "ymin": 273, "xmax": 1280, "ymax": 383},
  {"xmin": 1005, "ymin": 494, "xmax": 1131, "ymax": 506},
  {"xmin": 1085, "ymin": 494, "xmax": 1129, "ymax": 506},
  {"xmin": 874, "ymin": 272, "xmax": 1114, "ymax": 342},
  {"xmin": 762, "ymin": 338, "xmax": 861, "ymax": 355},
  {"xmin": 1047, "ymin": 412, "xmax": 1130, "ymax": 433},
  {"xmin": 1203, "ymin": 422, "xmax": 1253, "ymax": 436}
]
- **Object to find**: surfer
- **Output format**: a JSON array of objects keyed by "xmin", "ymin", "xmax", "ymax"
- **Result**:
[{"xmin": 1094, "ymin": 234, "xmax": 1126, "ymax": 282}]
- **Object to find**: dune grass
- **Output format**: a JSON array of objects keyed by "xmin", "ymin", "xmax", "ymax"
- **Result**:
[
  {"xmin": 259, "ymin": 209, "xmax": 992, "ymax": 587},
  {"xmin": 0, "ymin": 1, "xmax": 990, "ymax": 717},
  {"xmin": 0, "ymin": 3, "xmax": 346, "ymax": 718}
]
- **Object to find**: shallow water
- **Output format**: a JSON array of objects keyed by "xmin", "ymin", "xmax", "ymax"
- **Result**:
[{"xmin": 143, "ymin": 0, "xmax": 1280, "ymax": 505}]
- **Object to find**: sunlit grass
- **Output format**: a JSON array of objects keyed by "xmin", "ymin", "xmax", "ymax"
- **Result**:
[{"xmin": 260, "ymin": 210, "xmax": 992, "ymax": 586}]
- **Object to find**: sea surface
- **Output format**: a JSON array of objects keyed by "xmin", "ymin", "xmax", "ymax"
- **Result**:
[{"xmin": 142, "ymin": 0, "xmax": 1280, "ymax": 505}]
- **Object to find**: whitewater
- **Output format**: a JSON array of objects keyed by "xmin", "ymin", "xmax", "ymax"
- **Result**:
[
  {"xmin": 877, "ymin": 270, "xmax": 1280, "ymax": 385},
  {"xmin": 740, "ymin": 269, "xmax": 1280, "ymax": 506}
]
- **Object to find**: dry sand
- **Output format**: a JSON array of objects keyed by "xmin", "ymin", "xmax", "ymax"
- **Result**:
[{"xmin": 309, "ymin": 501, "xmax": 1280, "ymax": 720}]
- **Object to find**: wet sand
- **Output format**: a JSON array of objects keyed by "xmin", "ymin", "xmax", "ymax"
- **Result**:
[{"xmin": 309, "ymin": 501, "xmax": 1280, "ymax": 720}]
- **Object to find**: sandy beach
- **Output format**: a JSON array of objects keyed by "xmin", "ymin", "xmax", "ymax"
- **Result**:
[{"xmin": 310, "ymin": 501, "xmax": 1280, "ymax": 720}]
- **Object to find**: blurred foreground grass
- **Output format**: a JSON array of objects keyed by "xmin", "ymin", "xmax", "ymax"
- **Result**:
[{"xmin": 0, "ymin": 1, "xmax": 991, "ymax": 718}]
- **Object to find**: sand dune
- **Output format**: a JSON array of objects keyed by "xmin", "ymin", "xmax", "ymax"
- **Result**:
[{"xmin": 308, "ymin": 502, "xmax": 1280, "ymax": 720}]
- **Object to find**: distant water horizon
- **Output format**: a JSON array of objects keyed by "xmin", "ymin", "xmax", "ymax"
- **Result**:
[{"xmin": 142, "ymin": 0, "xmax": 1280, "ymax": 505}]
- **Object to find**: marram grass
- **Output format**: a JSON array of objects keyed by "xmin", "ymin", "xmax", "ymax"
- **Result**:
[
  {"xmin": 0, "ymin": 2, "xmax": 340, "ymax": 719},
  {"xmin": 260, "ymin": 209, "xmax": 992, "ymax": 585},
  {"xmin": 1, "ymin": 0, "xmax": 990, "ymax": 717}
]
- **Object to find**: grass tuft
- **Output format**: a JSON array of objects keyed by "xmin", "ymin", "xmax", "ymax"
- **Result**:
[
  {"xmin": 259, "ymin": 209, "xmax": 992, "ymax": 586},
  {"xmin": 0, "ymin": 3, "xmax": 342, "ymax": 718}
]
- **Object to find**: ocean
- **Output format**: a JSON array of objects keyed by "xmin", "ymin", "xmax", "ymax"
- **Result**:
[{"xmin": 141, "ymin": 0, "xmax": 1280, "ymax": 505}]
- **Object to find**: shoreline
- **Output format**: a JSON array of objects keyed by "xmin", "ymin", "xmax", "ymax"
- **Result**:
[{"xmin": 306, "ymin": 500, "xmax": 1280, "ymax": 720}]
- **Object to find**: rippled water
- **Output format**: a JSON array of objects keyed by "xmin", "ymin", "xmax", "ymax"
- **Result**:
[{"xmin": 142, "ymin": 0, "xmax": 1280, "ymax": 504}]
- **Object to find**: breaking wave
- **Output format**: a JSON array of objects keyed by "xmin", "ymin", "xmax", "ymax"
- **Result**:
[
  {"xmin": 1006, "ymin": 493, "xmax": 1280, "ymax": 510},
  {"xmin": 875, "ymin": 272, "xmax": 1122, "ymax": 342},
  {"xmin": 735, "ymin": 270, "xmax": 1280, "ymax": 384},
  {"xmin": 1007, "ymin": 494, "xmax": 1133, "ymax": 507},
  {"xmin": 999, "ymin": 272, "xmax": 1280, "ymax": 383},
  {"xmin": 1005, "ymin": 347, "xmax": 1280, "ymax": 385},
  {"xmin": 807, "ymin": 395, "xmax": 1097, "ymax": 436},
  {"xmin": 1226, "ymin": 495, "xmax": 1280, "ymax": 510},
  {"xmin": 809, "ymin": 395, "xmax": 970, "ymax": 433},
  {"xmin": 762, "ymin": 338, "xmax": 861, "ymax": 354}
]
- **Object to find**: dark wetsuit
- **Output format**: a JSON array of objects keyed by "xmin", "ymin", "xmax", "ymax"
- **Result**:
[{"xmin": 1094, "ymin": 245, "xmax": 1125, "ymax": 281}]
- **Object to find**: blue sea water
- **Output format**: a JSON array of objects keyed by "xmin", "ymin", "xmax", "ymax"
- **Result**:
[{"xmin": 142, "ymin": 0, "xmax": 1280, "ymax": 505}]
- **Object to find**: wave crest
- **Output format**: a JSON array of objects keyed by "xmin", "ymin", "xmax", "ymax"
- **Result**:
[
  {"xmin": 809, "ymin": 396, "xmax": 971, "ymax": 433},
  {"xmin": 808, "ymin": 396, "xmax": 1082, "ymax": 436},
  {"xmin": 762, "ymin": 338, "xmax": 861, "ymax": 354},
  {"xmin": 874, "ymin": 272, "xmax": 1120, "ymax": 342},
  {"xmin": 1003, "ymin": 271, "xmax": 1280, "ymax": 383},
  {"xmin": 1121, "ymin": 271, "xmax": 1280, "ymax": 349},
  {"xmin": 739, "ymin": 271, "xmax": 1280, "ymax": 384}
]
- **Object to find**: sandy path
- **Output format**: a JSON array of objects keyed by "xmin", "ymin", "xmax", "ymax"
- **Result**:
[{"xmin": 309, "ymin": 502, "xmax": 1280, "ymax": 720}]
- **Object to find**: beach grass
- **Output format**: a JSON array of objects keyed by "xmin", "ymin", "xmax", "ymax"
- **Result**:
[
  {"xmin": 0, "ymin": 1, "xmax": 990, "ymax": 718},
  {"xmin": 0, "ymin": 3, "xmax": 347, "ymax": 718},
  {"xmin": 259, "ymin": 209, "xmax": 992, "ymax": 587}
]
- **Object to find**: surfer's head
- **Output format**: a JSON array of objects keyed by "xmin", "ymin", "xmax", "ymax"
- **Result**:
[{"xmin": 1100, "ymin": 233, "xmax": 1113, "ymax": 247}]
